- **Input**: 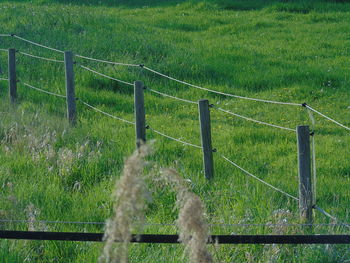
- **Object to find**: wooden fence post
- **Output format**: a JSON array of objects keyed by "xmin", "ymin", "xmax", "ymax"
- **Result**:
[
  {"xmin": 297, "ymin": 125, "xmax": 313, "ymax": 224},
  {"xmin": 134, "ymin": 81, "xmax": 146, "ymax": 149},
  {"xmin": 8, "ymin": 48, "xmax": 17, "ymax": 104},
  {"xmin": 198, "ymin": 99, "xmax": 214, "ymax": 180},
  {"xmin": 64, "ymin": 51, "xmax": 77, "ymax": 125}
]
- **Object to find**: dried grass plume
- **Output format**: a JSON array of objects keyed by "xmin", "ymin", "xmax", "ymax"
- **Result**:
[
  {"xmin": 161, "ymin": 168, "xmax": 213, "ymax": 263},
  {"xmin": 99, "ymin": 144, "xmax": 152, "ymax": 263}
]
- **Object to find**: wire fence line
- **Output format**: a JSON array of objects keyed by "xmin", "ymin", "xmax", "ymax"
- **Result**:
[
  {"xmin": 76, "ymin": 54, "xmax": 140, "ymax": 67},
  {"xmin": 142, "ymin": 66, "xmax": 302, "ymax": 107},
  {"xmin": 0, "ymin": 48, "xmax": 7, "ymax": 52},
  {"xmin": 6, "ymin": 34, "xmax": 350, "ymax": 133},
  {"xmin": 220, "ymin": 154, "xmax": 299, "ymax": 201},
  {"xmin": 0, "ymin": 78, "xmax": 8, "ymax": 81},
  {"xmin": 80, "ymin": 100, "xmax": 135, "ymax": 125},
  {"xmin": 12, "ymin": 34, "xmax": 65, "ymax": 54},
  {"xmin": 3, "ymin": 33, "xmax": 350, "ymax": 233},
  {"xmin": 22, "ymin": 82, "xmax": 66, "ymax": 98},
  {"xmin": 0, "ymin": 34, "xmax": 11, "ymax": 37},
  {"xmin": 2, "ymin": 219, "xmax": 350, "ymax": 229},
  {"xmin": 80, "ymin": 100, "xmax": 202, "ymax": 150},
  {"xmin": 305, "ymin": 104, "xmax": 350, "ymax": 132},
  {"xmin": 18, "ymin": 51, "xmax": 64, "ymax": 63},
  {"xmin": 148, "ymin": 126, "xmax": 202, "ymax": 149},
  {"xmin": 214, "ymin": 106, "xmax": 296, "ymax": 132},
  {"xmin": 144, "ymin": 86, "xmax": 296, "ymax": 133},
  {"xmin": 146, "ymin": 87, "xmax": 198, "ymax": 105},
  {"xmin": 306, "ymin": 108, "xmax": 317, "ymax": 204},
  {"xmin": 80, "ymin": 65, "xmax": 134, "ymax": 86},
  {"xmin": 314, "ymin": 206, "xmax": 350, "ymax": 229}
]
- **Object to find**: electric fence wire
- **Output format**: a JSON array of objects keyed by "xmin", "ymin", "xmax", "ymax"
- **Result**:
[
  {"xmin": 18, "ymin": 51, "xmax": 64, "ymax": 63},
  {"xmin": 305, "ymin": 104, "xmax": 350, "ymax": 132},
  {"xmin": 220, "ymin": 154, "xmax": 299, "ymax": 201},
  {"xmin": 80, "ymin": 97, "xmax": 200, "ymax": 148},
  {"xmin": 307, "ymin": 107, "xmax": 317, "ymax": 204},
  {"xmin": 146, "ymin": 87, "xmax": 198, "ymax": 105},
  {"xmin": 80, "ymin": 65, "xmax": 134, "ymax": 86},
  {"xmin": 3, "ymin": 33, "xmax": 350, "ymax": 234},
  {"xmin": 314, "ymin": 206, "xmax": 350, "ymax": 229},
  {"xmin": 76, "ymin": 54, "xmax": 140, "ymax": 67},
  {"xmin": 142, "ymin": 66, "xmax": 302, "ymax": 107},
  {"xmin": 7, "ymin": 35, "xmax": 350, "ymax": 127},
  {"xmin": 214, "ymin": 106, "xmax": 296, "ymax": 132},
  {"xmin": 80, "ymin": 100, "xmax": 135, "ymax": 125},
  {"xmin": 2, "ymin": 219, "xmax": 349, "ymax": 228},
  {"xmin": 12, "ymin": 34, "xmax": 64, "ymax": 54},
  {"xmin": 144, "ymin": 87, "xmax": 295, "ymax": 132},
  {"xmin": 0, "ymin": 48, "xmax": 7, "ymax": 52},
  {"xmin": 8, "ymin": 34, "xmax": 350, "ymax": 131},
  {"xmin": 22, "ymin": 82, "xmax": 66, "ymax": 98},
  {"xmin": 147, "ymin": 126, "xmax": 202, "ymax": 149}
]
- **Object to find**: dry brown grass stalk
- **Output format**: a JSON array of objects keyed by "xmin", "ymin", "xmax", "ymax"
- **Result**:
[
  {"xmin": 99, "ymin": 144, "xmax": 152, "ymax": 263},
  {"xmin": 161, "ymin": 168, "xmax": 213, "ymax": 263}
]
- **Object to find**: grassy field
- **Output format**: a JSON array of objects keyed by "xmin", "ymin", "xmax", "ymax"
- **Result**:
[{"xmin": 1, "ymin": 0, "xmax": 350, "ymax": 262}]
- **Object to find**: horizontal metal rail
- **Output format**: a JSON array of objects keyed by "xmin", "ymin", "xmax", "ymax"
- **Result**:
[{"xmin": 2, "ymin": 231, "xmax": 350, "ymax": 244}]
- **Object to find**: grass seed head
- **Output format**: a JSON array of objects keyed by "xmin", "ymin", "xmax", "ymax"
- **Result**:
[
  {"xmin": 99, "ymin": 143, "xmax": 152, "ymax": 263},
  {"xmin": 161, "ymin": 168, "xmax": 213, "ymax": 263}
]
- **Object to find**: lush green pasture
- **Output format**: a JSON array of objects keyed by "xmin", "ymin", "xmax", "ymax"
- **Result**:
[{"xmin": 0, "ymin": 0, "xmax": 350, "ymax": 262}]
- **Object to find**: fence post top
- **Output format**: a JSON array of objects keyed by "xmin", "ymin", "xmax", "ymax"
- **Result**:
[
  {"xmin": 134, "ymin": 80, "xmax": 143, "ymax": 85},
  {"xmin": 64, "ymin": 51, "xmax": 73, "ymax": 56},
  {"xmin": 297, "ymin": 125, "xmax": 310, "ymax": 131},
  {"xmin": 198, "ymin": 99, "xmax": 209, "ymax": 104}
]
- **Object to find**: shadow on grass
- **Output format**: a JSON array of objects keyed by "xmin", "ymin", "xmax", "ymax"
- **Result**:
[
  {"xmin": 6, "ymin": 0, "xmax": 350, "ymax": 11},
  {"xmin": 8, "ymin": 0, "xmax": 188, "ymax": 8}
]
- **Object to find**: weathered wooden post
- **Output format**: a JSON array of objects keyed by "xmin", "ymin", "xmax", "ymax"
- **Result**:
[
  {"xmin": 64, "ymin": 51, "xmax": 77, "ymax": 125},
  {"xmin": 134, "ymin": 81, "xmax": 146, "ymax": 149},
  {"xmin": 297, "ymin": 125, "xmax": 313, "ymax": 224},
  {"xmin": 8, "ymin": 48, "xmax": 17, "ymax": 104},
  {"xmin": 198, "ymin": 99, "xmax": 214, "ymax": 180}
]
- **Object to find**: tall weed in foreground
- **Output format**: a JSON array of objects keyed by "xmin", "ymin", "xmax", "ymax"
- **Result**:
[
  {"xmin": 99, "ymin": 145, "xmax": 213, "ymax": 263},
  {"xmin": 99, "ymin": 144, "xmax": 152, "ymax": 263},
  {"xmin": 161, "ymin": 168, "xmax": 213, "ymax": 263}
]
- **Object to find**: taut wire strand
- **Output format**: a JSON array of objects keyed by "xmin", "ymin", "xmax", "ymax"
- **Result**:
[
  {"xmin": 18, "ymin": 51, "xmax": 64, "ymax": 63},
  {"xmin": 142, "ymin": 66, "xmax": 302, "ymax": 106},
  {"xmin": 80, "ymin": 65, "xmax": 133, "ymax": 86},
  {"xmin": 22, "ymin": 82, "xmax": 66, "ymax": 98},
  {"xmin": 221, "ymin": 154, "xmax": 299, "ymax": 201},
  {"xmin": 146, "ymin": 87, "xmax": 198, "ymax": 105},
  {"xmin": 307, "ymin": 108, "xmax": 317, "ymax": 204},
  {"xmin": 148, "ymin": 126, "xmax": 202, "ymax": 149},
  {"xmin": 314, "ymin": 205, "xmax": 350, "ymax": 229},
  {"xmin": 215, "ymin": 106, "xmax": 295, "ymax": 132},
  {"xmin": 80, "ymin": 100, "xmax": 135, "ymax": 125},
  {"xmin": 1, "ymin": 219, "xmax": 350, "ymax": 228},
  {"xmin": 305, "ymin": 105, "xmax": 350, "ymax": 131},
  {"xmin": 76, "ymin": 54, "xmax": 140, "ymax": 67},
  {"xmin": 12, "ymin": 35, "xmax": 64, "ymax": 54}
]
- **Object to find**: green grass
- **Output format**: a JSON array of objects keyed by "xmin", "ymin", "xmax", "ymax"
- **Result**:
[{"xmin": 0, "ymin": 0, "xmax": 350, "ymax": 262}]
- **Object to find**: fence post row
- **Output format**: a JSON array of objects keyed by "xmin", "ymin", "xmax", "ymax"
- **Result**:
[
  {"xmin": 64, "ymin": 51, "xmax": 77, "ymax": 125},
  {"xmin": 297, "ymin": 125, "xmax": 313, "ymax": 224},
  {"xmin": 8, "ymin": 48, "xmax": 17, "ymax": 104},
  {"xmin": 198, "ymin": 99, "xmax": 214, "ymax": 180},
  {"xmin": 134, "ymin": 81, "xmax": 146, "ymax": 149}
]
